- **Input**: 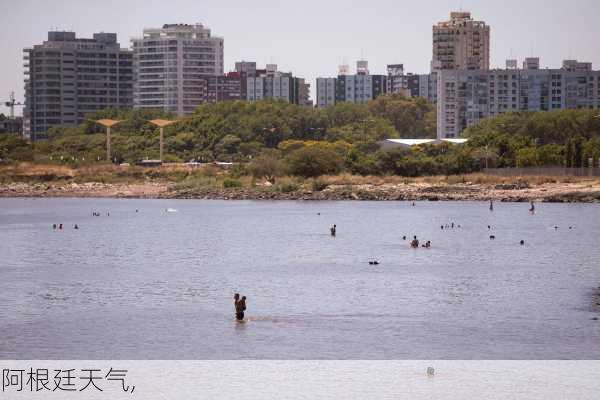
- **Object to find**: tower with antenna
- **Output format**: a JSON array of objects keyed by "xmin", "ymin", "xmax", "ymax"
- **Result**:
[{"xmin": 4, "ymin": 92, "xmax": 24, "ymax": 119}]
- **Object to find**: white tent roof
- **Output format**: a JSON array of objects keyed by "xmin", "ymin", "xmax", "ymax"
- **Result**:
[{"xmin": 379, "ymin": 138, "xmax": 468, "ymax": 149}]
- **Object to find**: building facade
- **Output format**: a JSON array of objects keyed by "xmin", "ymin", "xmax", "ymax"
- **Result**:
[
  {"xmin": 316, "ymin": 77, "xmax": 337, "ymax": 108},
  {"xmin": 316, "ymin": 61, "xmax": 387, "ymax": 107},
  {"xmin": 386, "ymin": 64, "xmax": 438, "ymax": 104},
  {"xmin": 437, "ymin": 60, "xmax": 600, "ymax": 138},
  {"xmin": 23, "ymin": 32, "xmax": 133, "ymax": 140},
  {"xmin": 131, "ymin": 23, "xmax": 224, "ymax": 116},
  {"xmin": 246, "ymin": 64, "xmax": 306, "ymax": 104},
  {"xmin": 432, "ymin": 11, "xmax": 490, "ymax": 71},
  {"xmin": 205, "ymin": 72, "xmax": 244, "ymax": 103}
]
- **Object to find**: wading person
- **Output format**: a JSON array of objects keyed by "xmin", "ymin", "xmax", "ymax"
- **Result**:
[
  {"xmin": 234, "ymin": 293, "xmax": 246, "ymax": 321},
  {"xmin": 330, "ymin": 224, "xmax": 337, "ymax": 237},
  {"xmin": 410, "ymin": 236, "xmax": 419, "ymax": 248}
]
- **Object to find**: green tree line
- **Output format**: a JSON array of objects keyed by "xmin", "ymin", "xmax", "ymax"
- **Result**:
[{"xmin": 2, "ymin": 97, "xmax": 600, "ymax": 177}]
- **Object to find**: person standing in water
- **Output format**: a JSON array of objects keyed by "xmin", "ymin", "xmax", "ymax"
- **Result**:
[
  {"xmin": 410, "ymin": 236, "xmax": 419, "ymax": 248},
  {"xmin": 489, "ymin": 200, "xmax": 494, "ymax": 211},
  {"xmin": 330, "ymin": 224, "xmax": 337, "ymax": 237},
  {"xmin": 234, "ymin": 293, "xmax": 246, "ymax": 321},
  {"xmin": 529, "ymin": 201, "xmax": 535, "ymax": 213}
]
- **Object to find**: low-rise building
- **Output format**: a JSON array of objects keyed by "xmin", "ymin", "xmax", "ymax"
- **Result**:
[
  {"xmin": 246, "ymin": 64, "xmax": 306, "ymax": 104},
  {"xmin": 316, "ymin": 60, "xmax": 387, "ymax": 107}
]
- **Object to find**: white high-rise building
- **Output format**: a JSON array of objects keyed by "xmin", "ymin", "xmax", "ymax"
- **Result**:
[{"xmin": 131, "ymin": 23, "xmax": 224, "ymax": 116}]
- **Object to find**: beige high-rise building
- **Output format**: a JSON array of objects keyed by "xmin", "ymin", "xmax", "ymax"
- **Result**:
[{"xmin": 432, "ymin": 11, "xmax": 490, "ymax": 71}]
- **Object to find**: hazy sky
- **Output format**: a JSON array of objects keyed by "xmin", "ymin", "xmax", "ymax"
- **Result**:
[{"xmin": 1, "ymin": 0, "xmax": 599, "ymax": 115}]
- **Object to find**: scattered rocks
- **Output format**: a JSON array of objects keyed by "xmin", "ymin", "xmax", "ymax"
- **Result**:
[{"xmin": 2, "ymin": 181, "xmax": 600, "ymax": 203}]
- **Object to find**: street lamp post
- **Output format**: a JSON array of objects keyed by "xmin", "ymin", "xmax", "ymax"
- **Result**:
[
  {"xmin": 95, "ymin": 119, "xmax": 123, "ymax": 162},
  {"xmin": 148, "ymin": 119, "xmax": 179, "ymax": 162}
]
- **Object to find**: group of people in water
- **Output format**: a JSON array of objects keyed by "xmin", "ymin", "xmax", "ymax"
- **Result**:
[
  {"xmin": 52, "ymin": 223, "xmax": 78, "ymax": 230},
  {"xmin": 408, "ymin": 235, "xmax": 431, "ymax": 249}
]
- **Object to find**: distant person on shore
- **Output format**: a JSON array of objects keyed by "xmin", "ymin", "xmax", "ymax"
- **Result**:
[
  {"xmin": 411, "ymin": 236, "xmax": 419, "ymax": 248},
  {"xmin": 330, "ymin": 225, "xmax": 337, "ymax": 237}
]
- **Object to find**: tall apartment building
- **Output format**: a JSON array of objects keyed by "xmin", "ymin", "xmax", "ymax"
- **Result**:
[
  {"xmin": 131, "ymin": 23, "xmax": 224, "ymax": 116},
  {"xmin": 246, "ymin": 64, "xmax": 306, "ymax": 104},
  {"xmin": 432, "ymin": 11, "xmax": 490, "ymax": 71},
  {"xmin": 437, "ymin": 59, "xmax": 600, "ymax": 138},
  {"xmin": 316, "ymin": 61, "xmax": 387, "ymax": 108},
  {"xmin": 23, "ymin": 32, "xmax": 133, "ymax": 140}
]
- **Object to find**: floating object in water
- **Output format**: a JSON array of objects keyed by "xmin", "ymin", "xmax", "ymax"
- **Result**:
[
  {"xmin": 520, "ymin": 240, "xmax": 525, "ymax": 245},
  {"xmin": 166, "ymin": 208, "xmax": 179, "ymax": 213},
  {"xmin": 427, "ymin": 367, "xmax": 435, "ymax": 376}
]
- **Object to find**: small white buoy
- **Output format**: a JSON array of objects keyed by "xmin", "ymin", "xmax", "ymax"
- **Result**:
[{"xmin": 427, "ymin": 367, "xmax": 435, "ymax": 376}]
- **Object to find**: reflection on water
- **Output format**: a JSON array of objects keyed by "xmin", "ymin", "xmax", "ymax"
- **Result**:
[{"xmin": 1, "ymin": 198, "xmax": 599, "ymax": 359}]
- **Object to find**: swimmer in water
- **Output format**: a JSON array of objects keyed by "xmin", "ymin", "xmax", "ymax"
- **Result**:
[
  {"xmin": 59, "ymin": 224, "xmax": 63, "ymax": 230},
  {"xmin": 74, "ymin": 224, "xmax": 79, "ymax": 230},
  {"xmin": 53, "ymin": 224, "xmax": 57, "ymax": 230}
]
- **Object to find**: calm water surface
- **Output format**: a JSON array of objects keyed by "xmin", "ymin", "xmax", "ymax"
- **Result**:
[{"xmin": 1, "ymin": 198, "xmax": 599, "ymax": 359}]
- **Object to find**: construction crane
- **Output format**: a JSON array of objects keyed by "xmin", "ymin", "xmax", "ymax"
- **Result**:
[{"xmin": 4, "ymin": 92, "xmax": 24, "ymax": 119}]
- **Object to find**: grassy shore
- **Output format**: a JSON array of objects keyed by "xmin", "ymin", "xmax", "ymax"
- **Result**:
[{"xmin": 1, "ymin": 163, "xmax": 600, "ymax": 202}]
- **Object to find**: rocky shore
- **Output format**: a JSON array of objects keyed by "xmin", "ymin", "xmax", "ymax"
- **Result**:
[{"xmin": 2, "ymin": 180, "xmax": 600, "ymax": 202}]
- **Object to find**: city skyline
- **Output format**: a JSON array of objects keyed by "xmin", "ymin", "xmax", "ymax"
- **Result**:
[{"xmin": 2, "ymin": 0, "xmax": 600, "ymax": 115}]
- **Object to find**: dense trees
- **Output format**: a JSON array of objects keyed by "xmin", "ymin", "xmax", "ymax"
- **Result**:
[
  {"xmin": 463, "ymin": 109, "xmax": 600, "ymax": 167},
  {"xmin": 4, "ymin": 97, "xmax": 600, "ymax": 176}
]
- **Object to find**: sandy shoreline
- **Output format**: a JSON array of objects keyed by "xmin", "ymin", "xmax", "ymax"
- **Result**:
[{"xmin": 2, "ymin": 180, "xmax": 600, "ymax": 202}]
